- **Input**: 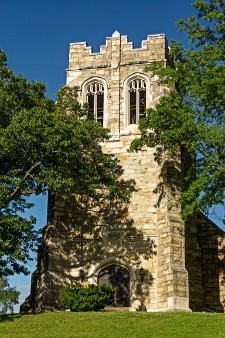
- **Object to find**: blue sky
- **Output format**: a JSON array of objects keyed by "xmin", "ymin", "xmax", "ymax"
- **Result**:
[
  {"xmin": 1, "ymin": 0, "xmax": 196, "ymax": 99},
  {"xmin": 0, "ymin": 0, "xmax": 202, "ymax": 312}
]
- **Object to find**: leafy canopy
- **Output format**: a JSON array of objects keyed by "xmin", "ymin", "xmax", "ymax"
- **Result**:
[
  {"xmin": 0, "ymin": 50, "xmax": 130, "ymax": 277},
  {"xmin": 131, "ymin": 0, "xmax": 225, "ymax": 220},
  {"xmin": 0, "ymin": 277, "xmax": 20, "ymax": 315}
]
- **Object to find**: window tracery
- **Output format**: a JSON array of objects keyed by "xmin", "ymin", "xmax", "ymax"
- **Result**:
[
  {"xmin": 86, "ymin": 82, "xmax": 104, "ymax": 126},
  {"xmin": 128, "ymin": 79, "xmax": 146, "ymax": 124}
]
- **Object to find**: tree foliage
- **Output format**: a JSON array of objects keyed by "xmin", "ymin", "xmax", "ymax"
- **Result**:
[
  {"xmin": 131, "ymin": 0, "xmax": 225, "ymax": 220},
  {"xmin": 59, "ymin": 282, "xmax": 115, "ymax": 312},
  {"xmin": 0, "ymin": 277, "xmax": 19, "ymax": 314},
  {"xmin": 0, "ymin": 50, "xmax": 130, "ymax": 277}
]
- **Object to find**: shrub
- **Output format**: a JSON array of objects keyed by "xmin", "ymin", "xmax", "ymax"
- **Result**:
[{"xmin": 59, "ymin": 282, "xmax": 115, "ymax": 312}]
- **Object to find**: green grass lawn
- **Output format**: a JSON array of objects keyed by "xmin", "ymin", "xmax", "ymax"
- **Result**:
[{"xmin": 1, "ymin": 311, "xmax": 225, "ymax": 338}]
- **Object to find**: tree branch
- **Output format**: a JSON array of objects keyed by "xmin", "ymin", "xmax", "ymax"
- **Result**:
[{"xmin": 9, "ymin": 162, "xmax": 42, "ymax": 201}]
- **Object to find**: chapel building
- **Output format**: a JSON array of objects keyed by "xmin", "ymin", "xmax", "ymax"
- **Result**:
[{"xmin": 21, "ymin": 32, "xmax": 225, "ymax": 313}]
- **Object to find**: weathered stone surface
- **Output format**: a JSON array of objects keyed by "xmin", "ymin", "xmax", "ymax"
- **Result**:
[{"xmin": 21, "ymin": 32, "xmax": 225, "ymax": 314}]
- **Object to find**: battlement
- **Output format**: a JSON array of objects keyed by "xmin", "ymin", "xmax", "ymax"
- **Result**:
[
  {"xmin": 69, "ymin": 32, "xmax": 166, "ymax": 55},
  {"xmin": 68, "ymin": 32, "xmax": 168, "ymax": 70}
]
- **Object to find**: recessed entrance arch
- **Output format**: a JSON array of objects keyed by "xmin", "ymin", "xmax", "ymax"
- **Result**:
[{"xmin": 97, "ymin": 264, "xmax": 130, "ymax": 307}]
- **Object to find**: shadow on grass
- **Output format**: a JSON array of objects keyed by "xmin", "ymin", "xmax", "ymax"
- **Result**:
[{"xmin": 0, "ymin": 313, "xmax": 22, "ymax": 322}]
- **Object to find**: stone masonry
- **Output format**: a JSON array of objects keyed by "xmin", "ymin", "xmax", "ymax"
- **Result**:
[{"xmin": 21, "ymin": 32, "xmax": 225, "ymax": 313}]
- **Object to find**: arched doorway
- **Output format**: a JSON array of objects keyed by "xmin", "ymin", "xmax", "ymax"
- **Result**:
[{"xmin": 97, "ymin": 264, "xmax": 130, "ymax": 307}]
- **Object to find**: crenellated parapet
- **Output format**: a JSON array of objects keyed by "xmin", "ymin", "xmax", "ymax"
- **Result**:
[
  {"xmin": 66, "ymin": 31, "xmax": 169, "ymax": 134},
  {"xmin": 68, "ymin": 32, "xmax": 168, "ymax": 71}
]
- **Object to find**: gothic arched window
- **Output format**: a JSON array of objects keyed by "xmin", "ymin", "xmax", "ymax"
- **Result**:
[
  {"xmin": 128, "ymin": 79, "xmax": 146, "ymax": 124},
  {"xmin": 86, "ymin": 82, "xmax": 104, "ymax": 126}
]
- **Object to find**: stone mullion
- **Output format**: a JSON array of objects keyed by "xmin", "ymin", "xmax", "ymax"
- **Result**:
[
  {"xmin": 94, "ymin": 93, "xmax": 97, "ymax": 123},
  {"xmin": 136, "ymin": 89, "xmax": 140, "ymax": 122},
  {"xmin": 110, "ymin": 33, "xmax": 121, "ymax": 134}
]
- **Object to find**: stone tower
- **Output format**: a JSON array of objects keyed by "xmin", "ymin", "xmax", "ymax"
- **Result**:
[{"xmin": 21, "ymin": 32, "xmax": 225, "ymax": 313}]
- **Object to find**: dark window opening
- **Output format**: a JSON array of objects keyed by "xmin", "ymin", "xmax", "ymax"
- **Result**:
[
  {"xmin": 128, "ymin": 79, "xmax": 146, "ymax": 124},
  {"xmin": 130, "ymin": 91, "xmax": 136, "ymax": 124},
  {"xmin": 139, "ymin": 90, "xmax": 146, "ymax": 119},
  {"xmin": 97, "ymin": 93, "xmax": 104, "ymax": 126},
  {"xmin": 86, "ymin": 82, "xmax": 104, "ymax": 125},
  {"xmin": 87, "ymin": 94, "xmax": 94, "ymax": 114}
]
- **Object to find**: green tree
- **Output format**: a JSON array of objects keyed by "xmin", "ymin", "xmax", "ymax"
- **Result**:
[
  {"xmin": 0, "ymin": 277, "xmax": 20, "ymax": 314},
  {"xmin": 0, "ymin": 50, "xmax": 129, "ymax": 277},
  {"xmin": 131, "ymin": 0, "xmax": 225, "ymax": 221}
]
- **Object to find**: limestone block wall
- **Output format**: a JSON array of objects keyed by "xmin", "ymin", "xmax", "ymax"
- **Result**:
[
  {"xmin": 20, "ymin": 217, "xmax": 72, "ymax": 312},
  {"xmin": 154, "ymin": 154, "xmax": 189, "ymax": 311},
  {"xmin": 21, "ymin": 32, "xmax": 190, "ymax": 312},
  {"xmin": 38, "ymin": 134, "xmax": 161, "ymax": 310},
  {"xmin": 66, "ymin": 32, "xmax": 168, "ymax": 134},
  {"xmin": 186, "ymin": 214, "xmax": 225, "ymax": 312},
  {"xmin": 29, "ymin": 134, "xmax": 160, "ymax": 311},
  {"xmin": 67, "ymin": 33, "xmax": 167, "ymax": 72},
  {"xmin": 99, "ymin": 134, "xmax": 160, "ymax": 310},
  {"xmin": 101, "ymin": 136, "xmax": 189, "ymax": 311}
]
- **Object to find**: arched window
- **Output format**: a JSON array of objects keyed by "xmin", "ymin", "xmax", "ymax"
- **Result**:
[
  {"xmin": 128, "ymin": 79, "xmax": 146, "ymax": 124},
  {"xmin": 86, "ymin": 82, "xmax": 104, "ymax": 126}
]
